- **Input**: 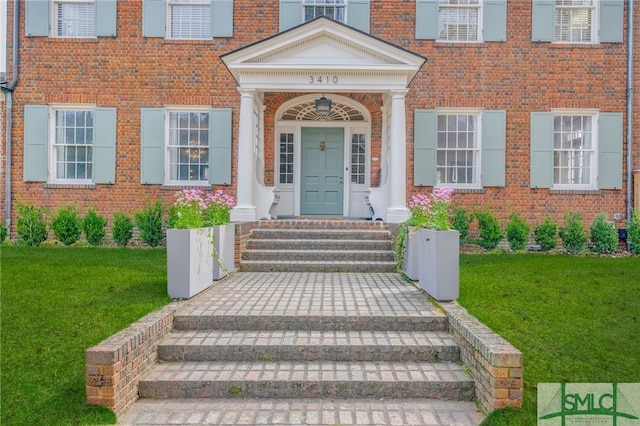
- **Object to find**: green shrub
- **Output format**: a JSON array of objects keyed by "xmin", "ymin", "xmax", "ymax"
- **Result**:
[
  {"xmin": 16, "ymin": 203, "xmax": 49, "ymax": 246},
  {"xmin": 559, "ymin": 211, "xmax": 588, "ymax": 255},
  {"xmin": 83, "ymin": 208, "xmax": 107, "ymax": 246},
  {"xmin": 589, "ymin": 213, "xmax": 618, "ymax": 254},
  {"xmin": 474, "ymin": 210, "xmax": 503, "ymax": 250},
  {"xmin": 451, "ymin": 207, "xmax": 471, "ymax": 244},
  {"xmin": 112, "ymin": 213, "xmax": 134, "ymax": 247},
  {"xmin": 626, "ymin": 210, "xmax": 640, "ymax": 255},
  {"xmin": 534, "ymin": 218, "xmax": 558, "ymax": 251},
  {"xmin": 0, "ymin": 221, "xmax": 7, "ymax": 243},
  {"xmin": 51, "ymin": 205, "xmax": 82, "ymax": 246},
  {"xmin": 505, "ymin": 213, "xmax": 530, "ymax": 251},
  {"xmin": 135, "ymin": 201, "xmax": 165, "ymax": 248}
]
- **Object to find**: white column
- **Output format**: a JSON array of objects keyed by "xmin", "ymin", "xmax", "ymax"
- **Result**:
[
  {"xmin": 386, "ymin": 90, "xmax": 410, "ymax": 223},
  {"xmin": 230, "ymin": 89, "xmax": 257, "ymax": 222}
]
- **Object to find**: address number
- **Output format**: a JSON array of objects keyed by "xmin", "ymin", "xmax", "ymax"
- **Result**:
[{"xmin": 309, "ymin": 75, "xmax": 339, "ymax": 84}]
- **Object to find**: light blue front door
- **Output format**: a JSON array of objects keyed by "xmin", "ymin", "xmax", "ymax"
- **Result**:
[{"xmin": 301, "ymin": 128, "xmax": 344, "ymax": 215}]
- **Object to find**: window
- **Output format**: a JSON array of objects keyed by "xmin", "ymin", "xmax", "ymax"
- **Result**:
[
  {"xmin": 55, "ymin": 0, "xmax": 95, "ymax": 37},
  {"xmin": 169, "ymin": 0, "xmax": 212, "ymax": 39},
  {"xmin": 555, "ymin": 0, "xmax": 595, "ymax": 43},
  {"xmin": 167, "ymin": 111, "xmax": 210, "ymax": 183},
  {"xmin": 351, "ymin": 133, "xmax": 366, "ymax": 184},
  {"xmin": 304, "ymin": 0, "xmax": 347, "ymax": 23},
  {"xmin": 53, "ymin": 109, "xmax": 94, "ymax": 182},
  {"xmin": 436, "ymin": 113, "xmax": 479, "ymax": 186},
  {"xmin": 553, "ymin": 114, "xmax": 595, "ymax": 187},
  {"xmin": 279, "ymin": 133, "xmax": 294, "ymax": 184},
  {"xmin": 438, "ymin": 0, "xmax": 481, "ymax": 42}
]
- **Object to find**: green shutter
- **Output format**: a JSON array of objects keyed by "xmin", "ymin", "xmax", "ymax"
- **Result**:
[
  {"xmin": 140, "ymin": 108, "xmax": 165, "ymax": 184},
  {"xmin": 95, "ymin": 0, "xmax": 117, "ymax": 37},
  {"xmin": 142, "ymin": 0, "xmax": 166, "ymax": 37},
  {"xmin": 530, "ymin": 112, "xmax": 554, "ymax": 188},
  {"xmin": 414, "ymin": 110, "xmax": 437, "ymax": 186},
  {"xmin": 25, "ymin": 0, "xmax": 50, "ymax": 37},
  {"xmin": 531, "ymin": 0, "xmax": 555, "ymax": 42},
  {"xmin": 481, "ymin": 110, "xmax": 506, "ymax": 187},
  {"xmin": 598, "ymin": 113, "xmax": 623, "ymax": 189},
  {"xmin": 24, "ymin": 105, "xmax": 49, "ymax": 182},
  {"xmin": 93, "ymin": 108, "xmax": 117, "ymax": 184},
  {"xmin": 599, "ymin": 0, "xmax": 623, "ymax": 43},
  {"xmin": 212, "ymin": 0, "xmax": 233, "ymax": 37},
  {"xmin": 209, "ymin": 109, "xmax": 232, "ymax": 185},
  {"xmin": 483, "ymin": 0, "xmax": 507, "ymax": 42},
  {"xmin": 279, "ymin": 0, "xmax": 303, "ymax": 32},
  {"xmin": 415, "ymin": 0, "xmax": 439, "ymax": 40},
  {"xmin": 347, "ymin": 0, "xmax": 370, "ymax": 33}
]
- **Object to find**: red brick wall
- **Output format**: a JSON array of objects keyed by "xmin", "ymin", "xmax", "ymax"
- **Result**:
[{"xmin": 4, "ymin": 0, "xmax": 638, "ymax": 235}]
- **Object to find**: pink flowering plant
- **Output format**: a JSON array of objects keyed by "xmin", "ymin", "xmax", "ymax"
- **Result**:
[
  {"xmin": 407, "ymin": 187, "xmax": 454, "ymax": 230},
  {"xmin": 169, "ymin": 189, "xmax": 235, "ymax": 229}
]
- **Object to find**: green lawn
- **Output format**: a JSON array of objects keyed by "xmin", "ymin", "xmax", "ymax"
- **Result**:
[
  {"xmin": 457, "ymin": 253, "xmax": 640, "ymax": 425},
  {"xmin": 1, "ymin": 246, "xmax": 170, "ymax": 425}
]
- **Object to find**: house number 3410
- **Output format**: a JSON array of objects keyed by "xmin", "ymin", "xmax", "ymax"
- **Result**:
[{"xmin": 309, "ymin": 75, "xmax": 339, "ymax": 84}]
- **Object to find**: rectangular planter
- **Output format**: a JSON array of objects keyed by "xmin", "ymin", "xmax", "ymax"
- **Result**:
[
  {"xmin": 212, "ymin": 223, "xmax": 235, "ymax": 280},
  {"xmin": 402, "ymin": 226, "xmax": 420, "ymax": 280},
  {"xmin": 167, "ymin": 227, "xmax": 215, "ymax": 299},
  {"xmin": 418, "ymin": 228, "xmax": 460, "ymax": 301}
]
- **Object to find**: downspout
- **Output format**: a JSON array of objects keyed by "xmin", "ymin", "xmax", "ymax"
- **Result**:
[
  {"xmin": 4, "ymin": 0, "xmax": 18, "ymax": 232},
  {"xmin": 627, "ymin": 0, "xmax": 634, "ymax": 245}
]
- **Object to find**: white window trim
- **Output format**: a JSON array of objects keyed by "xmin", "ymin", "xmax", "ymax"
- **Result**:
[
  {"xmin": 435, "ymin": 109, "xmax": 482, "ymax": 189},
  {"xmin": 550, "ymin": 108, "xmax": 599, "ymax": 190},
  {"xmin": 166, "ymin": 0, "xmax": 213, "ymax": 40},
  {"xmin": 302, "ymin": 0, "xmax": 348, "ymax": 24},
  {"xmin": 51, "ymin": 0, "xmax": 96, "ymax": 39},
  {"xmin": 553, "ymin": 0, "xmax": 598, "ymax": 44},
  {"xmin": 164, "ymin": 106, "xmax": 212, "ymax": 186},
  {"xmin": 436, "ymin": 0, "xmax": 483, "ymax": 44},
  {"xmin": 48, "ymin": 104, "xmax": 96, "ymax": 184}
]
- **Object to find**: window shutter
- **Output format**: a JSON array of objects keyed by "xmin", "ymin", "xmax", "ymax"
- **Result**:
[
  {"xmin": 24, "ymin": 106, "xmax": 49, "ymax": 182},
  {"xmin": 95, "ymin": 0, "xmax": 117, "ymax": 36},
  {"xmin": 481, "ymin": 110, "xmax": 506, "ymax": 187},
  {"xmin": 93, "ymin": 108, "xmax": 117, "ymax": 184},
  {"xmin": 347, "ymin": 0, "xmax": 370, "ymax": 33},
  {"xmin": 142, "ymin": 0, "xmax": 166, "ymax": 37},
  {"xmin": 598, "ymin": 113, "xmax": 623, "ymax": 189},
  {"xmin": 414, "ymin": 110, "xmax": 437, "ymax": 186},
  {"xmin": 279, "ymin": 0, "xmax": 303, "ymax": 32},
  {"xmin": 530, "ymin": 112, "xmax": 554, "ymax": 188},
  {"xmin": 25, "ymin": 0, "xmax": 50, "ymax": 36},
  {"xmin": 599, "ymin": 0, "xmax": 623, "ymax": 43},
  {"xmin": 212, "ymin": 0, "xmax": 233, "ymax": 37},
  {"xmin": 531, "ymin": 0, "xmax": 555, "ymax": 42},
  {"xmin": 140, "ymin": 108, "xmax": 165, "ymax": 184},
  {"xmin": 209, "ymin": 108, "xmax": 232, "ymax": 185},
  {"xmin": 415, "ymin": 0, "xmax": 439, "ymax": 40},
  {"xmin": 483, "ymin": 0, "xmax": 507, "ymax": 42}
]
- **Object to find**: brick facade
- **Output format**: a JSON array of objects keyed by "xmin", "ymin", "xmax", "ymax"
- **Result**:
[{"xmin": 1, "ymin": 1, "xmax": 639, "ymax": 235}]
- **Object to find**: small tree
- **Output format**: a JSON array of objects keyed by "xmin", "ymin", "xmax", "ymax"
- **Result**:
[
  {"xmin": 112, "ymin": 213, "xmax": 134, "ymax": 247},
  {"xmin": 83, "ymin": 208, "xmax": 107, "ymax": 246},
  {"xmin": 16, "ymin": 203, "xmax": 49, "ymax": 246},
  {"xmin": 534, "ymin": 218, "xmax": 558, "ymax": 251},
  {"xmin": 505, "ymin": 213, "xmax": 530, "ymax": 251},
  {"xmin": 135, "ymin": 201, "xmax": 165, "ymax": 248},
  {"xmin": 626, "ymin": 210, "xmax": 640, "ymax": 255},
  {"xmin": 559, "ymin": 211, "xmax": 588, "ymax": 255},
  {"xmin": 451, "ymin": 206, "xmax": 471, "ymax": 244},
  {"xmin": 474, "ymin": 210, "xmax": 503, "ymax": 250},
  {"xmin": 51, "ymin": 205, "xmax": 82, "ymax": 246},
  {"xmin": 589, "ymin": 213, "xmax": 618, "ymax": 254}
]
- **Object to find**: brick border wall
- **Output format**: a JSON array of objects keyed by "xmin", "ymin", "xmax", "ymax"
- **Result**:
[
  {"xmin": 85, "ymin": 300, "xmax": 184, "ymax": 415},
  {"xmin": 234, "ymin": 221, "xmax": 257, "ymax": 269},
  {"xmin": 438, "ymin": 301, "xmax": 523, "ymax": 413}
]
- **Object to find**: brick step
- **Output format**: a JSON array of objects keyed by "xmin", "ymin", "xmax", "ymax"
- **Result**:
[
  {"xmin": 249, "ymin": 229, "xmax": 391, "ymax": 241},
  {"xmin": 158, "ymin": 330, "xmax": 460, "ymax": 363},
  {"xmin": 241, "ymin": 249, "xmax": 396, "ymax": 262},
  {"xmin": 138, "ymin": 361, "xmax": 475, "ymax": 401},
  {"xmin": 246, "ymin": 239, "xmax": 394, "ymax": 251},
  {"xmin": 256, "ymin": 220, "xmax": 389, "ymax": 231},
  {"xmin": 238, "ymin": 260, "xmax": 398, "ymax": 273}
]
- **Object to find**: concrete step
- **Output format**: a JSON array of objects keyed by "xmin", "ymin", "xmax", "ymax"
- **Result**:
[
  {"xmin": 138, "ymin": 361, "xmax": 475, "ymax": 401},
  {"xmin": 249, "ymin": 228, "xmax": 392, "ymax": 241},
  {"xmin": 239, "ymin": 259, "xmax": 397, "ymax": 273},
  {"xmin": 158, "ymin": 330, "xmax": 460, "ymax": 363},
  {"xmin": 256, "ymin": 219, "xmax": 390, "ymax": 231},
  {"xmin": 241, "ymin": 249, "xmax": 396, "ymax": 262},
  {"xmin": 246, "ymin": 238, "xmax": 394, "ymax": 251}
]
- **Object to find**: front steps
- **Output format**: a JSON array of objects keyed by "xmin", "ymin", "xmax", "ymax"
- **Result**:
[{"xmin": 239, "ymin": 219, "xmax": 397, "ymax": 273}]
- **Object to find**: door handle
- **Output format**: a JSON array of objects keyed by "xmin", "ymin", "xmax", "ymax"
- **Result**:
[{"xmin": 339, "ymin": 177, "xmax": 343, "ymax": 184}]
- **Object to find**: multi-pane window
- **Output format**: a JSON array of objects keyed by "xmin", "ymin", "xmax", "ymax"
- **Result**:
[
  {"xmin": 555, "ymin": 0, "xmax": 595, "ymax": 43},
  {"xmin": 553, "ymin": 114, "xmax": 594, "ymax": 187},
  {"xmin": 168, "ymin": 112, "xmax": 210, "ymax": 183},
  {"xmin": 436, "ymin": 114, "xmax": 479, "ymax": 186},
  {"xmin": 169, "ymin": 0, "xmax": 212, "ymax": 39},
  {"xmin": 279, "ymin": 133, "xmax": 294, "ymax": 184},
  {"xmin": 351, "ymin": 134, "xmax": 365, "ymax": 185},
  {"xmin": 304, "ymin": 0, "xmax": 346, "ymax": 23},
  {"xmin": 438, "ymin": 0, "xmax": 480, "ymax": 42},
  {"xmin": 54, "ymin": 110, "xmax": 94, "ymax": 181},
  {"xmin": 55, "ymin": 0, "xmax": 95, "ymax": 37}
]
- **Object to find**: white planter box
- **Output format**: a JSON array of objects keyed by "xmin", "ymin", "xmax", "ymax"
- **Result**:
[
  {"xmin": 418, "ymin": 228, "xmax": 460, "ymax": 301},
  {"xmin": 167, "ymin": 227, "xmax": 215, "ymax": 299},
  {"xmin": 212, "ymin": 223, "xmax": 235, "ymax": 280},
  {"xmin": 402, "ymin": 226, "xmax": 420, "ymax": 280}
]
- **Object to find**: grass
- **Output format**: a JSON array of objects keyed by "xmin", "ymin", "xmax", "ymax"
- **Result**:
[
  {"xmin": 457, "ymin": 253, "xmax": 640, "ymax": 425},
  {"xmin": 1, "ymin": 246, "xmax": 170, "ymax": 425}
]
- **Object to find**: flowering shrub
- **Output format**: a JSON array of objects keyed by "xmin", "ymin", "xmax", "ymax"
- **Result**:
[
  {"xmin": 169, "ymin": 189, "xmax": 235, "ymax": 229},
  {"xmin": 407, "ymin": 187, "xmax": 454, "ymax": 230}
]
